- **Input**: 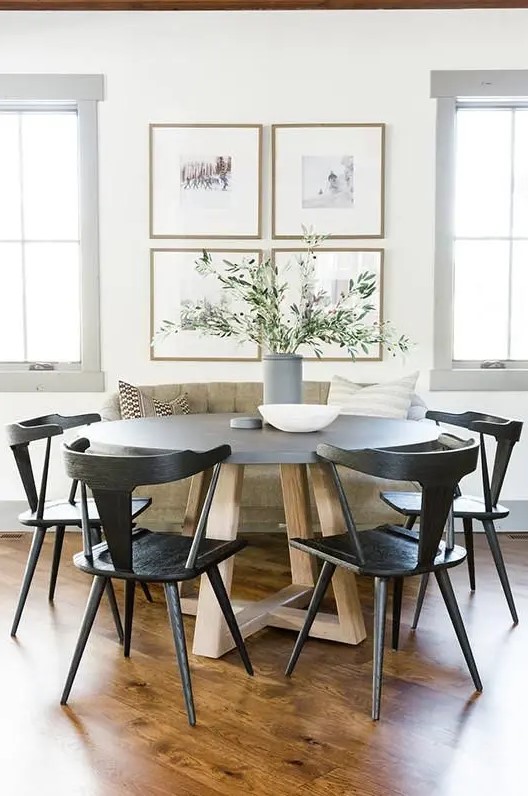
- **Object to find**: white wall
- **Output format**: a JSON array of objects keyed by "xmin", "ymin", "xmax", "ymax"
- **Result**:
[{"xmin": 1, "ymin": 9, "xmax": 528, "ymax": 501}]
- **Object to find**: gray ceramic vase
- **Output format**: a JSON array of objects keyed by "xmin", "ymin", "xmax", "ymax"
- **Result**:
[{"xmin": 262, "ymin": 353, "xmax": 303, "ymax": 404}]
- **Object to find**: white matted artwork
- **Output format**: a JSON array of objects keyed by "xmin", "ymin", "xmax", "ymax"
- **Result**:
[
  {"xmin": 150, "ymin": 125, "xmax": 262, "ymax": 239},
  {"xmin": 272, "ymin": 124, "xmax": 385, "ymax": 239},
  {"xmin": 150, "ymin": 249, "xmax": 261, "ymax": 361},
  {"xmin": 272, "ymin": 248, "xmax": 384, "ymax": 360}
]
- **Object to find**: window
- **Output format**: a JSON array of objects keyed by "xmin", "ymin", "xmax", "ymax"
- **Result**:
[
  {"xmin": 431, "ymin": 70, "xmax": 528, "ymax": 390},
  {"xmin": 0, "ymin": 75, "xmax": 104, "ymax": 391}
]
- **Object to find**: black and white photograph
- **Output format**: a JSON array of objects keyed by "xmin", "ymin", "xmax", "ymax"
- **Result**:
[
  {"xmin": 180, "ymin": 155, "xmax": 232, "ymax": 208},
  {"xmin": 302, "ymin": 155, "xmax": 354, "ymax": 208}
]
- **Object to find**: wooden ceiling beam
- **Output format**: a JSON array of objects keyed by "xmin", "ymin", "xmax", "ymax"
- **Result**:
[{"xmin": 1, "ymin": 1, "xmax": 528, "ymax": 10}]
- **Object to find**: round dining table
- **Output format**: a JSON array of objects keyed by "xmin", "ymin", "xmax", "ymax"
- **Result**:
[{"xmin": 86, "ymin": 412, "xmax": 439, "ymax": 658}]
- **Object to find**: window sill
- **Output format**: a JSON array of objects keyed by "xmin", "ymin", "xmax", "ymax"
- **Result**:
[
  {"xmin": 430, "ymin": 368, "xmax": 528, "ymax": 391},
  {"xmin": 0, "ymin": 370, "xmax": 105, "ymax": 393}
]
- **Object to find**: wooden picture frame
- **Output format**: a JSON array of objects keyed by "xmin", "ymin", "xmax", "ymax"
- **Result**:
[
  {"xmin": 150, "ymin": 248, "xmax": 262, "ymax": 361},
  {"xmin": 272, "ymin": 123, "xmax": 385, "ymax": 239},
  {"xmin": 272, "ymin": 247, "xmax": 384, "ymax": 361},
  {"xmin": 149, "ymin": 124, "xmax": 262, "ymax": 239}
]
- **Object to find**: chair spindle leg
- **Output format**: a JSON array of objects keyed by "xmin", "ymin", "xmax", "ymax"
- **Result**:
[
  {"xmin": 462, "ymin": 517, "xmax": 476, "ymax": 591},
  {"xmin": 285, "ymin": 561, "xmax": 336, "ymax": 677},
  {"xmin": 411, "ymin": 572, "xmax": 430, "ymax": 630},
  {"xmin": 435, "ymin": 569, "xmax": 482, "ymax": 692},
  {"xmin": 482, "ymin": 519, "xmax": 518, "ymax": 624},
  {"xmin": 164, "ymin": 582, "xmax": 196, "ymax": 726},
  {"xmin": 140, "ymin": 582, "xmax": 153, "ymax": 603},
  {"xmin": 11, "ymin": 526, "xmax": 47, "ymax": 637},
  {"xmin": 372, "ymin": 577, "xmax": 389, "ymax": 721},
  {"xmin": 105, "ymin": 580, "xmax": 124, "ymax": 644},
  {"xmin": 206, "ymin": 565, "xmax": 253, "ymax": 675},
  {"xmin": 124, "ymin": 580, "xmax": 135, "ymax": 658},
  {"xmin": 60, "ymin": 575, "xmax": 106, "ymax": 705},
  {"xmin": 392, "ymin": 577, "xmax": 404, "ymax": 650},
  {"xmin": 48, "ymin": 525, "xmax": 66, "ymax": 602}
]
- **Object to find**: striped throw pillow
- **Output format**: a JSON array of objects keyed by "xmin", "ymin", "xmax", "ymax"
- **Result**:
[{"xmin": 327, "ymin": 373, "xmax": 419, "ymax": 419}]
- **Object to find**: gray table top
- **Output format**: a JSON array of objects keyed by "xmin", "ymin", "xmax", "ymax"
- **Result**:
[{"xmin": 86, "ymin": 413, "xmax": 439, "ymax": 465}]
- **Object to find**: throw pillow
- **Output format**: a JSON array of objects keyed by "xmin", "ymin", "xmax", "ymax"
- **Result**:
[
  {"xmin": 118, "ymin": 380, "xmax": 190, "ymax": 420},
  {"xmin": 407, "ymin": 392, "xmax": 428, "ymax": 422},
  {"xmin": 327, "ymin": 372, "xmax": 419, "ymax": 419}
]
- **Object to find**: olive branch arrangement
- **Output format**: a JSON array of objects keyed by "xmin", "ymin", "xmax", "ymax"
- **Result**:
[{"xmin": 155, "ymin": 228, "xmax": 410, "ymax": 358}]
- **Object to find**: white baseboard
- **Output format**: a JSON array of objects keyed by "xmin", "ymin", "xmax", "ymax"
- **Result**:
[{"xmin": 0, "ymin": 501, "xmax": 26, "ymax": 531}]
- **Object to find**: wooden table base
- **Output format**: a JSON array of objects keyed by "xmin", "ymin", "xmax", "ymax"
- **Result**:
[{"xmin": 182, "ymin": 462, "xmax": 367, "ymax": 658}]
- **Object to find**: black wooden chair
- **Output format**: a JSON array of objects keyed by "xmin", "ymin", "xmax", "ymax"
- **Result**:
[
  {"xmin": 380, "ymin": 411, "xmax": 523, "ymax": 626},
  {"xmin": 6, "ymin": 413, "xmax": 152, "ymax": 638},
  {"xmin": 60, "ymin": 438, "xmax": 253, "ymax": 726},
  {"xmin": 285, "ymin": 435, "xmax": 481, "ymax": 721}
]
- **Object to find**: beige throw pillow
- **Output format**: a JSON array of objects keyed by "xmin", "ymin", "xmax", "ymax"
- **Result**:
[
  {"xmin": 327, "ymin": 372, "xmax": 419, "ymax": 419},
  {"xmin": 118, "ymin": 380, "xmax": 190, "ymax": 420}
]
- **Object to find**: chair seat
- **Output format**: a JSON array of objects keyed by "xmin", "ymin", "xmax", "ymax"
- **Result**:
[
  {"xmin": 289, "ymin": 525, "xmax": 466, "ymax": 578},
  {"xmin": 18, "ymin": 496, "xmax": 151, "ymax": 527},
  {"xmin": 380, "ymin": 491, "xmax": 509, "ymax": 521},
  {"xmin": 73, "ymin": 529, "xmax": 247, "ymax": 582}
]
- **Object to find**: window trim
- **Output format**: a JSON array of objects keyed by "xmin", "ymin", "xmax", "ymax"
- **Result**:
[
  {"xmin": 431, "ymin": 70, "xmax": 528, "ymax": 392},
  {"xmin": 0, "ymin": 74, "xmax": 104, "ymax": 392}
]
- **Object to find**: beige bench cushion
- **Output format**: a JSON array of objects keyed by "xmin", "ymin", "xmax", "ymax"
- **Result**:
[{"xmin": 101, "ymin": 381, "xmax": 426, "ymax": 422}]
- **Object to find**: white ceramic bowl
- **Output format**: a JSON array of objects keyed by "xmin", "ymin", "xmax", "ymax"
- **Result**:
[{"xmin": 258, "ymin": 404, "xmax": 340, "ymax": 433}]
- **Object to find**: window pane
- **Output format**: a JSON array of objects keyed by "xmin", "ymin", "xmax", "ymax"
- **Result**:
[
  {"xmin": 0, "ymin": 114, "xmax": 22, "ymax": 240},
  {"xmin": 510, "ymin": 241, "xmax": 528, "ymax": 359},
  {"xmin": 455, "ymin": 109, "xmax": 512, "ymax": 238},
  {"xmin": 25, "ymin": 243, "xmax": 80, "ymax": 362},
  {"xmin": 0, "ymin": 243, "xmax": 24, "ymax": 361},
  {"xmin": 512, "ymin": 110, "xmax": 528, "ymax": 236},
  {"xmin": 21, "ymin": 112, "xmax": 79, "ymax": 241},
  {"xmin": 453, "ymin": 240, "xmax": 510, "ymax": 361}
]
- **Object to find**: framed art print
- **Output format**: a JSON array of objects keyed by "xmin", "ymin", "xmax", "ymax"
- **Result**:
[
  {"xmin": 150, "ymin": 124, "xmax": 262, "ymax": 239},
  {"xmin": 272, "ymin": 248, "xmax": 384, "ymax": 360},
  {"xmin": 150, "ymin": 248, "xmax": 261, "ymax": 361},
  {"xmin": 272, "ymin": 124, "xmax": 385, "ymax": 239}
]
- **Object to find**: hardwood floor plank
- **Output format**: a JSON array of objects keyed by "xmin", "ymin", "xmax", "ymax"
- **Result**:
[{"xmin": 0, "ymin": 531, "xmax": 527, "ymax": 795}]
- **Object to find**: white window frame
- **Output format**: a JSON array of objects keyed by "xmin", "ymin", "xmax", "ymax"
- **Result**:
[
  {"xmin": 0, "ymin": 74, "xmax": 104, "ymax": 392},
  {"xmin": 431, "ymin": 69, "xmax": 528, "ymax": 391}
]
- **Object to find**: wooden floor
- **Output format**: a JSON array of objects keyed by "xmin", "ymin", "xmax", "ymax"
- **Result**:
[{"xmin": 1, "ymin": 531, "xmax": 528, "ymax": 796}]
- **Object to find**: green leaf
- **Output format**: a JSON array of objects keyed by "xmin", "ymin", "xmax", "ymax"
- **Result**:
[{"xmin": 154, "ymin": 231, "xmax": 410, "ymax": 359}]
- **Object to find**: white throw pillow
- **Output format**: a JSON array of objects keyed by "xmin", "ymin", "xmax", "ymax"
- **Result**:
[
  {"xmin": 407, "ymin": 392, "xmax": 428, "ymax": 421},
  {"xmin": 327, "ymin": 373, "xmax": 419, "ymax": 419}
]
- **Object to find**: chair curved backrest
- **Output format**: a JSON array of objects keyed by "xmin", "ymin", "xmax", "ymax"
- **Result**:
[
  {"xmin": 5, "ymin": 413, "xmax": 101, "ymax": 517},
  {"xmin": 63, "ymin": 439, "xmax": 230, "ymax": 491},
  {"xmin": 317, "ymin": 435, "xmax": 479, "ymax": 569},
  {"xmin": 425, "ymin": 410, "xmax": 523, "ymax": 510},
  {"xmin": 62, "ymin": 439, "xmax": 232, "ymax": 573}
]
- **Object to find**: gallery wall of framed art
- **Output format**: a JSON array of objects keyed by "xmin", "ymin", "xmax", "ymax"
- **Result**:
[{"xmin": 149, "ymin": 121, "xmax": 387, "ymax": 362}]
